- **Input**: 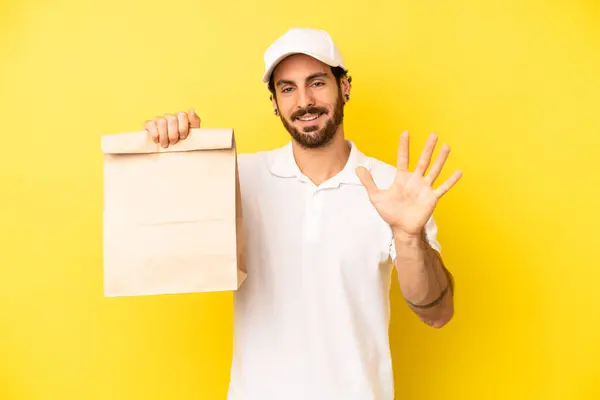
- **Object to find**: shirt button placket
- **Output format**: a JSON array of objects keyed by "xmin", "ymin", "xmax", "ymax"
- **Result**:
[{"xmin": 304, "ymin": 187, "xmax": 321, "ymax": 244}]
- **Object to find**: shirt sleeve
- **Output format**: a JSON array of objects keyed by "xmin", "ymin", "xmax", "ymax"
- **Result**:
[{"xmin": 389, "ymin": 216, "xmax": 442, "ymax": 262}]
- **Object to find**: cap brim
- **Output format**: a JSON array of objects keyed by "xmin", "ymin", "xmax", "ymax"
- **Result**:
[{"xmin": 262, "ymin": 51, "xmax": 343, "ymax": 83}]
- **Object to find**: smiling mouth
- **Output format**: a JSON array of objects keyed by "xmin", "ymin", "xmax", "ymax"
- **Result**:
[{"xmin": 296, "ymin": 113, "xmax": 323, "ymax": 122}]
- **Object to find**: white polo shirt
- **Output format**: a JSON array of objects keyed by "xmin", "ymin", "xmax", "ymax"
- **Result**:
[{"xmin": 226, "ymin": 140, "xmax": 441, "ymax": 400}]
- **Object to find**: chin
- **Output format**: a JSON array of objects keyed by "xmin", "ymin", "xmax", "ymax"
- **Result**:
[
  {"xmin": 281, "ymin": 110, "xmax": 340, "ymax": 149},
  {"xmin": 299, "ymin": 124, "xmax": 323, "ymax": 134}
]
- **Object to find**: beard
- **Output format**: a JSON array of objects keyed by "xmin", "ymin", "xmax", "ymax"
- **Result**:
[{"xmin": 278, "ymin": 88, "xmax": 345, "ymax": 149}]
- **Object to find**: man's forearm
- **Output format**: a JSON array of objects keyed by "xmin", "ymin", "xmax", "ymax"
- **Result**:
[{"xmin": 393, "ymin": 228, "xmax": 454, "ymax": 328}]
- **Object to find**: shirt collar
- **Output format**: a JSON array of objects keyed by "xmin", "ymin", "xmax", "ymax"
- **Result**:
[{"xmin": 267, "ymin": 140, "xmax": 371, "ymax": 186}]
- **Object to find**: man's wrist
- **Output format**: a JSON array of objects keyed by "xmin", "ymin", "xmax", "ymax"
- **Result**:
[{"xmin": 392, "ymin": 227, "xmax": 427, "ymax": 248}]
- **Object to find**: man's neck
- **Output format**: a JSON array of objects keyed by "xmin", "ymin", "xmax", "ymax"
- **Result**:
[{"xmin": 291, "ymin": 130, "xmax": 351, "ymax": 186}]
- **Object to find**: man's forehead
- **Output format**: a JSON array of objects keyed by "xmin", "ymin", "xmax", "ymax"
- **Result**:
[{"xmin": 272, "ymin": 54, "xmax": 332, "ymax": 82}]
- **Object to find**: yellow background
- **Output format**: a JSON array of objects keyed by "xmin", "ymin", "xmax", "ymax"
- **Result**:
[{"xmin": 1, "ymin": 0, "xmax": 599, "ymax": 399}]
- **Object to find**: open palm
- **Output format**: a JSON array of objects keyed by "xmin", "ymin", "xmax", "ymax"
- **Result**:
[{"xmin": 356, "ymin": 132, "xmax": 462, "ymax": 237}]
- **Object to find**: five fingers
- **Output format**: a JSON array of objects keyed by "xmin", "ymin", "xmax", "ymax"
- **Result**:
[{"xmin": 144, "ymin": 108, "xmax": 201, "ymax": 147}]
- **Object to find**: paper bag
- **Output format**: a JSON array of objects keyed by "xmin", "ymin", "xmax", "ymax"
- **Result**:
[{"xmin": 101, "ymin": 128, "xmax": 246, "ymax": 297}]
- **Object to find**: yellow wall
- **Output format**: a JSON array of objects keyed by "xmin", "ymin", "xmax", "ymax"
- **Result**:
[{"xmin": 1, "ymin": 0, "xmax": 599, "ymax": 399}]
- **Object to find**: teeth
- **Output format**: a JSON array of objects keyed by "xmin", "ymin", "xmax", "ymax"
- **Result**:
[{"xmin": 298, "ymin": 114, "xmax": 319, "ymax": 121}]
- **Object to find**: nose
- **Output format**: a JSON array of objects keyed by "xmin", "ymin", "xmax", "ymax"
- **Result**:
[{"xmin": 296, "ymin": 87, "xmax": 314, "ymax": 110}]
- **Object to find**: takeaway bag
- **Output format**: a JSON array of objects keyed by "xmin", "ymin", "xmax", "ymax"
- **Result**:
[{"xmin": 101, "ymin": 128, "xmax": 246, "ymax": 297}]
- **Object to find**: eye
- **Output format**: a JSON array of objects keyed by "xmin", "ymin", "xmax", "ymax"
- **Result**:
[
  {"xmin": 311, "ymin": 81, "xmax": 325, "ymax": 87},
  {"xmin": 281, "ymin": 87, "xmax": 294, "ymax": 93}
]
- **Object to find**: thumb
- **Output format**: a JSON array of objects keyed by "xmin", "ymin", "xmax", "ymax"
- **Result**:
[
  {"xmin": 188, "ymin": 108, "xmax": 201, "ymax": 128},
  {"xmin": 356, "ymin": 166, "xmax": 379, "ymax": 198}
]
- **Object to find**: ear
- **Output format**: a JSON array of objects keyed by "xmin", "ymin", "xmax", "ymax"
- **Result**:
[
  {"xmin": 340, "ymin": 77, "xmax": 351, "ymax": 100},
  {"xmin": 271, "ymin": 94, "xmax": 278, "ymax": 113}
]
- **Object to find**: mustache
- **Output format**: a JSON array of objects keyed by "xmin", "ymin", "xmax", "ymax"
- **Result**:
[{"xmin": 290, "ymin": 106, "xmax": 328, "ymax": 120}]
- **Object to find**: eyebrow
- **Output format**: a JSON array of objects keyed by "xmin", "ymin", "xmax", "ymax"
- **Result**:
[{"xmin": 276, "ymin": 72, "xmax": 329, "ymax": 87}]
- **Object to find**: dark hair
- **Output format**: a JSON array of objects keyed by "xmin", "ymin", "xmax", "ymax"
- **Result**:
[{"xmin": 268, "ymin": 66, "xmax": 352, "ymax": 100}]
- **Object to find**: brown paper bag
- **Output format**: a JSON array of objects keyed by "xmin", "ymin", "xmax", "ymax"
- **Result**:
[{"xmin": 101, "ymin": 128, "xmax": 246, "ymax": 297}]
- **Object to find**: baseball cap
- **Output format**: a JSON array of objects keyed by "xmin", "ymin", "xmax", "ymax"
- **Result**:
[{"xmin": 262, "ymin": 27, "xmax": 347, "ymax": 83}]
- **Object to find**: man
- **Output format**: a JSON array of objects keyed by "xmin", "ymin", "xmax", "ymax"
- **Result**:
[{"xmin": 143, "ymin": 28, "xmax": 461, "ymax": 400}]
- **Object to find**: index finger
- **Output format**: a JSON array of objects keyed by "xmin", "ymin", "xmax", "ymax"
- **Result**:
[
  {"xmin": 177, "ymin": 112, "xmax": 189, "ymax": 139},
  {"xmin": 397, "ymin": 131, "xmax": 409, "ymax": 172}
]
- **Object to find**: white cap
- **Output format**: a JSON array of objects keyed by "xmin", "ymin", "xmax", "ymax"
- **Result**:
[{"xmin": 262, "ymin": 28, "xmax": 347, "ymax": 83}]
